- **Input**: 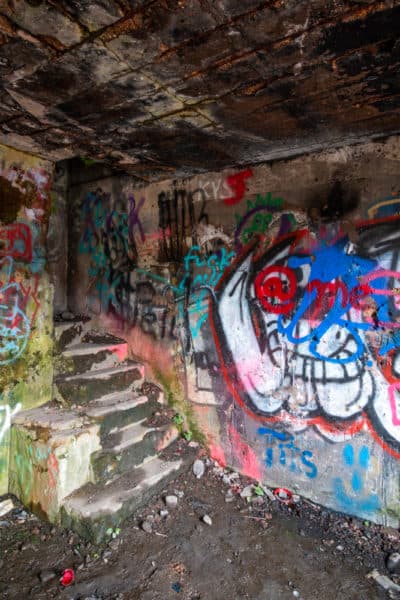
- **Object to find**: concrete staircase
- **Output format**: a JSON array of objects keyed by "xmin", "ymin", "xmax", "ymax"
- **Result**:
[{"xmin": 9, "ymin": 318, "xmax": 183, "ymax": 543}]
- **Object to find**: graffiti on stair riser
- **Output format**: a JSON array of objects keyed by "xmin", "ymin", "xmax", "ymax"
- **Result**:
[{"xmin": 210, "ymin": 215, "xmax": 400, "ymax": 457}]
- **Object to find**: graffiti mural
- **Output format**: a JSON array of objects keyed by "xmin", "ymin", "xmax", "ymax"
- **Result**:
[
  {"xmin": 333, "ymin": 444, "xmax": 380, "ymax": 513},
  {"xmin": 258, "ymin": 427, "xmax": 318, "ymax": 479},
  {"xmin": 79, "ymin": 189, "xmax": 144, "ymax": 316},
  {"xmin": 210, "ymin": 216, "xmax": 400, "ymax": 456}
]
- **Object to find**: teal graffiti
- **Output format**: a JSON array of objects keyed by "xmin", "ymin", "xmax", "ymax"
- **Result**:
[
  {"xmin": 177, "ymin": 246, "xmax": 235, "ymax": 337},
  {"xmin": 0, "ymin": 257, "xmax": 31, "ymax": 365}
]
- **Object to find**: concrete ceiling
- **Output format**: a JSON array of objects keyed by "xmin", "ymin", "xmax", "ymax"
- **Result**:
[{"xmin": 0, "ymin": 0, "xmax": 399, "ymax": 182}]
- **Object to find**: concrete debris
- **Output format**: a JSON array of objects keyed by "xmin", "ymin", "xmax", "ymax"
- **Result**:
[
  {"xmin": 192, "ymin": 459, "xmax": 205, "ymax": 479},
  {"xmin": 61, "ymin": 311, "xmax": 75, "ymax": 320},
  {"xmin": 225, "ymin": 490, "xmax": 235, "ymax": 503},
  {"xmin": 39, "ymin": 570, "xmax": 57, "ymax": 584},
  {"xmin": 165, "ymin": 495, "xmax": 178, "ymax": 509},
  {"xmin": 141, "ymin": 520, "xmax": 153, "ymax": 533},
  {"xmin": 202, "ymin": 515, "xmax": 212, "ymax": 526},
  {"xmin": 0, "ymin": 498, "xmax": 14, "ymax": 517},
  {"xmin": 263, "ymin": 488, "xmax": 276, "ymax": 502},
  {"xmin": 387, "ymin": 553, "xmax": 400, "ymax": 574},
  {"xmin": 240, "ymin": 485, "xmax": 254, "ymax": 499},
  {"xmin": 367, "ymin": 569, "xmax": 400, "ymax": 592}
]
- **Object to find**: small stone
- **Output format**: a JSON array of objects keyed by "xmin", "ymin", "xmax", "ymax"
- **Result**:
[
  {"xmin": 146, "ymin": 514, "xmax": 155, "ymax": 523},
  {"xmin": 39, "ymin": 570, "xmax": 57, "ymax": 584},
  {"xmin": 293, "ymin": 591, "xmax": 300, "ymax": 598},
  {"xmin": 240, "ymin": 485, "xmax": 254, "ymax": 499},
  {"xmin": 193, "ymin": 459, "xmax": 205, "ymax": 479},
  {"xmin": 202, "ymin": 515, "xmax": 212, "ymax": 526},
  {"xmin": 165, "ymin": 495, "xmax": 178, "ymax": 509},
  {"xmin": 252, "ymin": 496, "xmax": 264, "ymax": 506},
  {"xmin": 225, "ymin": 490, "xmax": 235, "ymax": 503},
  {"xmin": 160, "ymin": 510, "xmax": 169, "ymax": 519},
  {"xmin": 0, "ymin": 498, "xmax": 14, "ymax": 517},
  {"xmin": 61, "ymin": 310, "xmax": 74, "ymax": 320},
  {"xmin": 108, "ymin": 538, "xmax": 121, "ymax": 551},
  {"xmin": 387, "ymin": 553, "xmax": 400, "ymax": 575},
  {"xmin": 141, "ymin": 520, "xmax": 153, "ymax": 533},
  {"xmin": 336, "ymin": 545, "xmax": 344, "ymax": 551},
  {"xmin": 188, "ymin": 441, "xmax": 199, "ymax": 448}
]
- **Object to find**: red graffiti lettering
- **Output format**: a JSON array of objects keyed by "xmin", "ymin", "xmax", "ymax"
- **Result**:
[
  {"xmin": 306, "ymin": 279, "xmax": 349, "ymax": 320},
  {"xmin": 0, "ymin": 223, "xmax": 32, "ymax": 262},
  {"xmin": 224, "ymin": 169, "xmax": 253, "ymax": 206},
  {"xmin": 255, "ymin": 265, "xmax": 297, "ymax": 314}
]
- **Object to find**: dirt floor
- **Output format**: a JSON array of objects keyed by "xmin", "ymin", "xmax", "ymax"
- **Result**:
[{"xmin": 0, "ymin": 442, "xmax": 399, "ymax": 600}]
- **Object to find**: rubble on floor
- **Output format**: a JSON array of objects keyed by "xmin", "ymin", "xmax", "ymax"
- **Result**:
[{"xmin": 0, "ymin": 441, "xmax": 399, "ymax": 599}]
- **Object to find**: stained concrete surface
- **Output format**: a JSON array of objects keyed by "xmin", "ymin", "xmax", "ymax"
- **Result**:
[
  {"xmin": 1, "ymin": 2, "xmax": 400, "ymax": 179},
  {"xmin": 0, "ymin": 443, "xmax": 397, "ymax": 599}
]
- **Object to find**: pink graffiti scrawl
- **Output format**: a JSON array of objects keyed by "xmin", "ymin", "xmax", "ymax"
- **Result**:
[{"xmin": 389, "ymin": 383, "xmax": 400, "ymax": 426}]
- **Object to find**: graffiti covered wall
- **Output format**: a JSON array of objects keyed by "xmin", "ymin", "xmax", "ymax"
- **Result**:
[
  {"xmin": 69, "ymin": 136, "xmax": 400, "ymax": 525},
  {"xmin": 0, "ymin": 145, "xmax": 53, "ymax": 493}
]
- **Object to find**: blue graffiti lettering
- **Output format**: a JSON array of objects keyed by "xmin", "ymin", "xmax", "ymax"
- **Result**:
[{"xmin": 258, "ymin": 427, "xmax": 317, "ymax": 479}]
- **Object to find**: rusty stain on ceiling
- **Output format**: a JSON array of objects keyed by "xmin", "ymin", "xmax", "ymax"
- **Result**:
[{"xmin": 0, "ymin": 0, "xmax": 399, "ymax": 182}]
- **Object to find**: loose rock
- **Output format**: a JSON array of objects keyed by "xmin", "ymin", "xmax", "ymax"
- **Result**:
[
  {"xmin": 141, "ymin": 520, "xmax": 153, "ymax": 533},
  {"xmin": 193, "ymin": 459, "xmax": 205, "ymax": 479},
  {"xmin": 367, "ymin": 569, "xmax": 400, "ymax": 592},
  {"xmin": 0, "ymin": 498, "xmax": 14, "ymax": 517},
  {"xmin": 202, "ymin": 515, "xmax": 212, "ymax": 526},
  {"xmin": 39, "ymin": 570, "xmax": 57, "ymax": 584},
  {"xmin": 387, "ymin": 553, "xmax": 400, "ymax": 575},
  {"xmin": 240, "ymin": 485, "xmax": 254, "ymax": 499},
  {"xmin": 165, "ymin": 495, "xmax": 178, "ymax": 509}
]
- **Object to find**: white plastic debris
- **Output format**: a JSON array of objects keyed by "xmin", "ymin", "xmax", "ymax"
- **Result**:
[
  {"xmin": 0, "ymin": 498, "xmax": 14, "ymax": 517},
  {"xmin": 165, "ymin": 495, "xmax": 178, "ymax": 509},
  {"xmin": 240, "ymin": 485, "xmax": 254, "ymax": 499},
  {"xmin": 193, "ymin": 459, "xmax": 205, "ymax": 479},
  {"xmin": 367, "ymin": 569, "xmax": 400, "ymax": 592}
]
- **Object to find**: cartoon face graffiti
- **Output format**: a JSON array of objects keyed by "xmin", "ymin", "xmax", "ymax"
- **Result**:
[{"xmin": 210, "ymin": 217, "xmax": 400, "ymax": 454}]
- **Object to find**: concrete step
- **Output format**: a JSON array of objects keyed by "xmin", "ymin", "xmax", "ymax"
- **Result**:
[
  {"xmin": 9, "ymin": 404, "xmax": 101, "ymax": 522},
  {"xmin": 91, "ymin": 420, "xmax": 179, "ymax": 483},
  {"xmin": 61, "ymin": 455, "xmax": 184, "ymax": 543},
  {"xmin": 55, "ymin": 363, "xmax": 145, "ymax": 405},
  {"xmin": 84, "ymin": 390, "xmax": 154, "ymax": 435},
  {"xmin": 54, "ymin": 318, "xmax": 91, "ymax": 351},
  {"xmin": 59, "ymin": 341, "xmax": 129, "ymax": 375}
]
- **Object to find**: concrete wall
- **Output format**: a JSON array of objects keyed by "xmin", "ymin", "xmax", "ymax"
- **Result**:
[
  {"xmin": 0, "ymin": 144, "xmax": 53, "ymax": 493},
  {"xmin": 68, "ymin": 136, "xmax": 400, "ymax": 525}
]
